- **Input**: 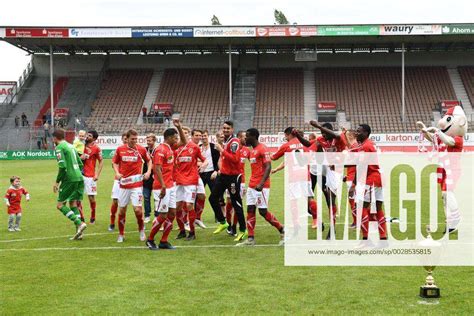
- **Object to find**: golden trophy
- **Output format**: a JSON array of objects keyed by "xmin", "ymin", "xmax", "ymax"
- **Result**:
[{"xmin": 419, "ymin": 226, "xmax": 441, "ymax": 299}]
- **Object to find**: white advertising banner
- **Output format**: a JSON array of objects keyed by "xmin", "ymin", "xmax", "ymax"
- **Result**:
[
  {"xmin": 68, "ymin": 28, "xmax": 132, "ymax": 38},
  {"xmin": 0, "ymin": 81, "xmax": 16, "ymax": 103},
  {"xmin": 380, "ymin": 24, "xmax": 442, "ymax": 35},
  {"xmin": 193, "ymin": 27, "xmax": 256, "ymax": 37},
  {"xmin": 96, "ymin": 133, "xmax": 474, "ymax": 151}
]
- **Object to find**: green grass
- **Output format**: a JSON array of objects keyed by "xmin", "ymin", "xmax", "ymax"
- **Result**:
[{"xmin": 0, "ymin": 160, "xmax": 472, "ymax": 315}]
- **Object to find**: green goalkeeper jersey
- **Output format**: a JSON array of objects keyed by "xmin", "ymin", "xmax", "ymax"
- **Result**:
[{"xmin": 55, "ymin": 140, "xmax": 83, "ymax": 183}]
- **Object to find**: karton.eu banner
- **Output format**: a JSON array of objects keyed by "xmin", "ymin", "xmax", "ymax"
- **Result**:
[{"xmin": 284, "ymin": 152, "xmax": 473, "ymax": 266}]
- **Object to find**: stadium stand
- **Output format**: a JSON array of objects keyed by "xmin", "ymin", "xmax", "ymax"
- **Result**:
[
  {"xmin": 458, "ymin": 67, "xmax": 474, "ymax": 106},
  {"xmin": 154, "ymin": 68, "xmax": 230, "ymax": 131},
  {"xmin": 315, "ymin": 67, "xmax": 456, "ymax": 132},
  {"xmin": 85, "ymin": 69, "xmax": 153, "ymax": 134},
  {"xmin": 254, "ymin": 68, "xmax": 305, "ymax": 133}
]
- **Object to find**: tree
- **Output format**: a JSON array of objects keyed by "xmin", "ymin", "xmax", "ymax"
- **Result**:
[
  {"xmin": 211, "ymin": 15, "xmax": 221, "ymax": 25},
  {"xmin": 274, "ymin": 9, "xmax": 289, "ymax": 25}
]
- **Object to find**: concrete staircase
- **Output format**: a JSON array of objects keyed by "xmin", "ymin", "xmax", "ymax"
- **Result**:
[
  {"xmin": 137, "ymin": 70, "xmax": 164, "ymax": 124},
  {"xmin": 447, "ymin": 67, "xmax": 473, "ymax": 116},
  {"xmin": 303, "ymin": 69, "xmax": 317, "ymax": 121},
  {"xmin": 56, "ymin": 76, "xmax": 101, "ymax": 128},
  {"xmin": 231, "ymin": 70, "xmax": 256, "ymax": 132}
]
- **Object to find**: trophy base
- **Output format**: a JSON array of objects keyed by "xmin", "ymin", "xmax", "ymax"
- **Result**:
[{"xmin": 420, "ymin": 286, "xmax": 440, "ymax": 298}]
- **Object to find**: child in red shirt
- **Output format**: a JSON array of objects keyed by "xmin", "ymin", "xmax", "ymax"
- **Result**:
[{"xmin": 4, "ymin": 176, "xmax": 30, "ymax": 231}]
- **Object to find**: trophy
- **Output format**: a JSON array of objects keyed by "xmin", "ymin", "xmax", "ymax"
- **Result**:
[{"xmin": 419, "ymin": 226, "xmax": 441, "ymax": 299}]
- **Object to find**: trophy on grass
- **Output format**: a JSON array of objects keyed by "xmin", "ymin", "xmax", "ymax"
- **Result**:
[{"xmin": 418, "ymin": 226, "xmax": 441, "ymax": 299}]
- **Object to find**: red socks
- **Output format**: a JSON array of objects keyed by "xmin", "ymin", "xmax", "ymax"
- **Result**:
[
  {"xmin": 361, "ymin": 207, "xmax": 387, "ymax": 239},
  {"xmin": 118, "ymin": 213, "xmax": 126, "ymax": 236},
  {"xmin": 77, "ymin": 201, "xmax": 85, "ymax": 221},
  {"xmin": 349, "ymin": 198, "xmax": 357, "ymax": 225},
  {"xmin": 160, "ymin": 214, "xmax": 176, "ymax": 243},
  {"xmin": 90, "ymin": 201, "xmax": 96, "ymax": 221},
  {"xmin": 110, "ymin": 203, "xmax": 118, "ymax": 225},
  {"xmin": 135, "ymin": 208, "xmax": 144, "ymax": 231},
  {"xmin": 308, "ymin": 199, "xmax": 318, "ymax": 220},
  {"xmin": 331, "ymin": 205, "xmax": 338, "ymax": 225},
  {"xmin": 176, "ymin": 206, "xmax": 186, "ymax": 231},
  {"xmin": 195, "ymin": 197, "xmax": 205, "ymax": 220},
  {"xmin": 376, "ymin": 209, "xmax": 387, "ymax": 239},
  {"xmin": 247, "ymin": 211, "xmax": 256, "ymax": 238},
  {"xmin": 149, "ymin": 216, "xmax": 167, "ymax": 240},
  {"xmin": 264, "ymin": 211, "xmax": 283, "ymax": 231},
  {"xmin": 188, "ymin": 208, "xmax": 196, "ymax": 233}
]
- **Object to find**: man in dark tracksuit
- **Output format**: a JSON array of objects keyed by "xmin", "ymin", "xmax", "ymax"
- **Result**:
[
  {"xmin": 209, "ymin": 121, "xmax": 247, "ymax": 241},
  {"xmin": 143, "ymin": 134, "xmax": 157, "ymax": 223}
]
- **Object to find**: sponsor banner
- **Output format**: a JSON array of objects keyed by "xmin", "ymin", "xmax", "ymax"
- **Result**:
[
  {"xmin": 380, "ymin": 24, "xmax": 442, "ymax": 35},
  {"xmin": 131, "ymin": 27, "xmax": 193, "ymax": 38},
  {"xmin": 256, "ymin": 26, "xmax": 317, "ymax": 37},
  {"xmin": 5, "ymin": 28, "xmax": 68, "ymax": 38},
  {"xmin": 317, "ymin": 25, "xmax": 379, "ymax": 36},
  {"xmin": 317, "ymin": 101, "xmax": 337, "ymax": 113},
  {"xmin": 0, "ymin": 150, "xmax": 55, "ymax": 160},
  {"xmin": 193, "ymin": 27, "xmax": 255, "ymax": 37},
  {"xmin": 442, "ymin": 24, "xmax": 474, "ymax": 34},
  {"xmin": 0, "ymin": 81, "xmax": 16, "ymax": 103},
  {"xmin": 153, "ymin": 103, "xmax": 173, "ymax": 112},
  {"xmin": 97, "ymin": 133, "xmax": 474, "ymax": 150},
  {"xmin": 69, "ymin": 28, "xmax": 132, "ymax": 38},
  {"xmin": 0, "ymin": 28, "xmax": 5, "ymax": 38},
  {"xmin": 5, "ymin": 28, "xmax": 69, "ymax": 38}
]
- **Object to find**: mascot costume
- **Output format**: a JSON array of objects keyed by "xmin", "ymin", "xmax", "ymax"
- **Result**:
[{"xmin": 417, "ymin": 106, "xmax": 468, "ymax": 233}]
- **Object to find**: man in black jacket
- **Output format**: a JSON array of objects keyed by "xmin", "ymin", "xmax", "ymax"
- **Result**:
[
  {"xmin": 143, "ymin": 133, "xmax": 157, "ymax": 223},
  {"xmin": 199, "ymin": 130, "xmax": 220, "ymax": 190}
]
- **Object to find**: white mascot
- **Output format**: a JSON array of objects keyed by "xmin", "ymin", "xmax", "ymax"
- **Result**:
[{"xmin": 417, "ymin": 106, "xmax": 468, "ymax": 233}]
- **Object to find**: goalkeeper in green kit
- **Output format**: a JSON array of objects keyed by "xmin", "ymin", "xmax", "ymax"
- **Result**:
[{"xmin": 52, "ymin": 129, "xmax": 87, "ymax": 240}]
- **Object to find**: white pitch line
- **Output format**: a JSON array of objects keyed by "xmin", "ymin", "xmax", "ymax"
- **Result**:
[{"xmin": 0, "ymin": 244, "xmax": 281, "ymax": 252}]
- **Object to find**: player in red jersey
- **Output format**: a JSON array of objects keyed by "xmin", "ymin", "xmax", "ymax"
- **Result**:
[
  {"xmin": 355, "ymin": 124, "xmax": 387, "ymax": 246},
  {"xmin": 236, "ymin": 128, "xmax": 284, "ymax": 246},
  {"xmin": 342, "ymin": 130, "xmax": 361, "ymax": 228},
  {"xmin": 146, "ymin": 122, "xmax": 187, "ymax": 250},
  {"xmin": 270, "ymin": 127, "xmax": 319, "ymax": 230},
  {"xmin": 175, "ymin": 126, "xmax": 208, "ymax": 241},
  {"xmin": 81, "ymin": 130, "xmax": 103, "ymax": 224},
  {"xmin": 4, "ymin": 176, "xmax": 30, "ymax": 231},
  {"xmin": 112, "ymin": 129, "xmax": 151, "ymax": 243},
  {"xmin": 293, "ymin": 121, "xmax": 348, "ymax": 239},
  {"xmin": 225, "ymin": 130, "xmax": 250, "ymax": 236},
  {"xmin": 209, "ymin": 121, "xmax": 248, "ymax": 241},
  {"xmin": 109, "ymin": 133, "xmax": 127, "ymax": 231}
]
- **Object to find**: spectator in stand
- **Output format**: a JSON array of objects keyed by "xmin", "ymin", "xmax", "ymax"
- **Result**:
[
  {"xmin": 154, "ymin": 111, "xmax": 160, "ymax": 124},
  {"xmin": 42, "ymin": 114, "xmax": 47, "ymax": 124},
  {"xmin": 164, "ymin": 111, "xmax": 171, "ymax": 127},
  {"xmin": 14, "ymin": 116, "xmax": 19, "ymax": 128},
  {"xmin": 36, "ymin": 129, "xmax": 44, "ymax": 150},
  {"xmin": 148, "ymin": 110, "xmax": 155, "ymax": 124},
  {"xmin": 44, "ymin": 121, "xmax": 51, "ymax": 140},
  {"xmin": 142, "ymin": 107, "xmax": 148, "ymax": 119},
  {"xmin": 21, "ymin": 113, "xmax": 29, "ymax": 127}
]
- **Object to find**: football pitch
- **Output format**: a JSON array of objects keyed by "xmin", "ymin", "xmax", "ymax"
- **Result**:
[{"xmin": 0, "ymin": 160, "xmax": 472, "ymax": 314}]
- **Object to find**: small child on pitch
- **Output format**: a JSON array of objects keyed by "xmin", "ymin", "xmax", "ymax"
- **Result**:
[{"xmin": 4, "ymin": 176, "xmax": 30, "ymax": 231}]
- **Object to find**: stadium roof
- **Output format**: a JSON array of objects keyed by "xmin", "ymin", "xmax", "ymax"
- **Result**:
[{"xmin": 1, "ymin": 24, "xmax": 474, "ymax": 54}]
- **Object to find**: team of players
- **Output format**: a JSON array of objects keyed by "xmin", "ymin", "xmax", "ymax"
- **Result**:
[{"xmin": 10, "ymin": 118, "xmax": 387, "ymax": 248}]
